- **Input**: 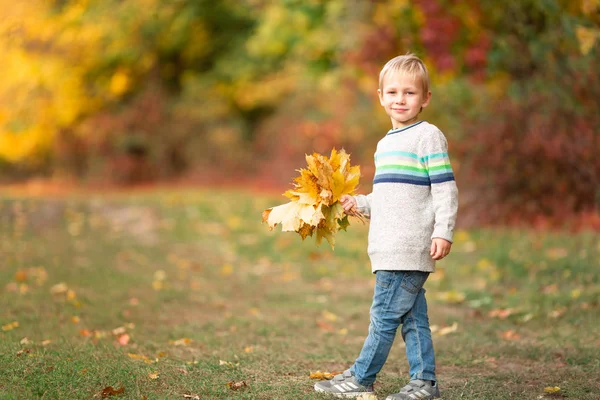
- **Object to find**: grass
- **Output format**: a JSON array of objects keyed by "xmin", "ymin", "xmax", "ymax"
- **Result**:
[{"xmin": 0, "ymin": 189, "xmax": 599, "ymax": 399}]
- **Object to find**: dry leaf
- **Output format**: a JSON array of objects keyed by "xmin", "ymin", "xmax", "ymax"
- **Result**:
[
  {"xmin": 170, "ymin": 338, "xmax": 192, "ymax": 346},
  {"xmin": 219, "ymin": 359, "xmax": 239, "ymax": 368},
  {"xmin": 501, "ymin": 330, "xmax": 520, "ymax": 341},
  {"xmin": 112, "ymin": 327, "xmax": 126, "ymax": 335},
  {"xmin": 437, "ymin": 290, "xmax": 466, "ymax": 304},
  {"xmin": 15, "ymin": 270, "xmax": 28, "ymax": 282},
  {"xmin": 316, "ymin": 319, "xmax": 335, "ymax": 333},
  {"xmin": 227, "ymin": 381, "xmax": 248, "ymax": 391},
  {"xmin": 20, "ymin": 337, "xmax": 31, "ymax": 345},
  {"xmin": 16, "ymin": 348, "xmax": 31, "ymax": 356},
  {"xmin": 544, "ymin": 386, "xmax": 561, "ymax": 394},
  {"xmin": 437, "ymin": 322, "xmax": 458, "ymax": 336},
  {"xmin": 309, "ymin": 371, "xmax": 343, "ymax": 380},
  {"xmin": 101, "ymin": 386, "xmax": 125, "ymax": 398},
  {"xmin": 148, "ymin": 372, "xmax": 159, "ymax": 380},
  {"xmin": 117, "ymin": 334, "xmax": 130, "ymax": 346},
  {"xmin": 182, "ymin": 395, "xmax": 200, "ymax": 400},
  {"xmin": 2, "ymin": 321, "xmax": 19, "ymax": 331},
  {"xmin": 128, "ymin": 353, "xmax": 155, "ymax": 364},
  {"xmin": 322, "ymin": 310, "xmax": 338, "ymax": 322},
  {"xmin": 488, "ymin": 308, "xmax": 515, "ymax": 319},
  {"xmin": 263, "ymin": 148, "xmax": 362, "ymax": 249},
  {"xmin": 50, "ymin": 282, "xmax": 69, "ymax": 295}
]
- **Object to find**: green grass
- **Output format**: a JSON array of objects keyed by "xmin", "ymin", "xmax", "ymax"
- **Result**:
[{"xmin": 1, "ymin": 189, "xmax": 599, "ymax": 399}]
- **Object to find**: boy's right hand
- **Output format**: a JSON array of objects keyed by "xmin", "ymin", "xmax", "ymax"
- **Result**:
[{"xmin": 340, "ymin": 195, "xmax": 358, "ymax": 215}]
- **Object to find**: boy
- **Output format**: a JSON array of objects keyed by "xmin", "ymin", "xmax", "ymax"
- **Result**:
[{"xmin": 314, "ymin": 54, "xmax": 458, "ymax": 399}]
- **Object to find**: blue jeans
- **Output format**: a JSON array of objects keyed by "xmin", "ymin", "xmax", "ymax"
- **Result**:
[{"xmin": 350, "ymin": 270, "xmax": 436, "ymax": 386}]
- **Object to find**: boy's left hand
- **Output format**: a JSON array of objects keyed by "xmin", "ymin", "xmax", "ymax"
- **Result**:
[{"xmin": 431, "ymin": 238, "xmax": 452, "ymax": 260}]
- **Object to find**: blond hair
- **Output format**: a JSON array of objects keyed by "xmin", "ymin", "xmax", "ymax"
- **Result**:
[{"xmin": 379, "ymin": 53, "xmax": 430, "ymax": 93}]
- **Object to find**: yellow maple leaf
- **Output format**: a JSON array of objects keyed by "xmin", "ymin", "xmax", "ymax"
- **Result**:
[
  {"xmin": 544, "ymin": 386, "xmax": 561, "ymax": 394},
  {"xmin": 263, "ymin": 148, "xmax": 362, "ymax": 249}
]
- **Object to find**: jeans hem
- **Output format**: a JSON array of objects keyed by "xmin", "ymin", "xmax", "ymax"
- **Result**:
[{"xmin": 412, "ymin": 374, "xmax": 437, "ymax": 382}]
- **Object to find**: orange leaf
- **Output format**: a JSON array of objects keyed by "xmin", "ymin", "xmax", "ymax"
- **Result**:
[
  {"xmin": 309, "ymin": 370, "xmax": 343, "ymax": 380},
  {"xmin": 117, "ymin": 334, "xmax": 130, "ymax": 346},
  {"xmin": 15, "ymin": 270, "xmax": 28, "ymax": 282},
  {"xmin": 227, "ymin": 381, "xmax": 248, "ymax": 391},
  {"xmin": 2, "ymin": 321, "xmax": 19, "ymax": 331},
  {"xmin": 316, "ymin": 319, "xmax": 335, "ymax": 332},
  {"xmin": 501, "ymin": 330, "xmax": 520, "ymax": 341},
  {"xmin": 80, "ymin": 329, "xmax": 93, "ymax": 337},
  {"xmin": 101, "ymin": 386, "xmax": 125, "ymax": 397}
]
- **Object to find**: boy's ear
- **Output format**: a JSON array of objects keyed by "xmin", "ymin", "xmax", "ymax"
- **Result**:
[
  {"xmin": 421, "ymin": 91, "xmax": 432, "ymax": 108},
  {"xmin": 377, "ymin": 89, "xmax": 384, "ymax": 106}
]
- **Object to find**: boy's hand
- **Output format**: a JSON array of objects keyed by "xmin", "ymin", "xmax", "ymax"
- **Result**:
[
  {"xmin": 340, "ymin": 195, "xmax": 358, "ymax": 215},
  {"xmin": 431, "ymin": 238, "xmax": 452, "ymax": 260}
]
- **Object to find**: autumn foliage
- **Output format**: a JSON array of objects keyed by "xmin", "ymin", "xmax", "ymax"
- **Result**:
[
  {"xmin": 0, "ymin": 0, "xmax": 598, "ymax": 223},
  {"xmin": 262, "ymin": 149, "xmax": 361, "ymax": 249}
]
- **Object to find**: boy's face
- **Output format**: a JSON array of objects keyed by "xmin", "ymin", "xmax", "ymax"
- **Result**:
[{"xmin": 378, "ymin": 72, "xmax": 431, "ymax": 129}]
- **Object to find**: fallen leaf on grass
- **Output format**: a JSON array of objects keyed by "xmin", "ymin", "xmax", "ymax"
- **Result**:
[
  {"xmin": 148, "ymin": 372, "xmax": 159, "ymax": 380},
  {"xmin": 16, "ymin": 348, "xmax": 31, "ymax": 356},
  {"xmin": 112, "ymin": 327, "xmax": 126, "ymax": 335},
  {"xmin": 50, "ymin": 282, "xmax": 69, "ymax": 295},
  {"xmin": 101, "ymin": 386, "xmax": 125, "ymax": 397},
  {"xmin": 2, "ymin": 321, "xmax": 19, "ymax": 331},
  {"xmin": 544, "ymin": 386, "xmax": 561, "ymax": 393},
  {"xmin": 128, "ymin": 353, "xmax": 156, "ymax": 364},
  {"xmin": 227, "ymin": 381, "xmax": 248, "ymax": 391},
  {"xmin": 436, "ymin": 290, "xmax": 466, "ymax": 304},
  {"xmin": 20, "ymin": 337, "xmax": 31, "ymax": 345},
  {"xmin": 41, "ymin": 339, "xmax": 52, "ymax": 346},
  {"xmin": 316, "ymin": 319, "xmax": 335, "ymax": 332},
  {"xmin": 501, "ymin": 330, "xmax": 521, "ymax": 341},
  {"xmin": 309, "ymin": 371, "xmax": 343, "ymax": 380},
  {"xmin": 116, "ymin": 334, "xmax": 130, "ymax": 346},
  {"xmin": 436, "ymin": 322, "xmax": 458, "ymax": 336},
  {"xmin": 219, "ymin": 359, "xmax": 239, "ymax": 368},
  {"xmin": 170, "ymin": 338, "xmax": 192, "ymax": 346},
  {"xmin": 549, "ymin": 307, "xmax": 567, "ymax": 319},
  {"xmin": 15, "ymin": 270, "xmax": 28, "ymax": 282},
  {"xmin": 80, "ymin": 329, "xmax": 93, "ymax": 337},
  {"xmin": 488, "ymin": 308, "xmax": 515, "ymax": 319},
  {"xmin": 182, "ymin": 395, "xmax": 200, "ymax": 400},
  {"xmin": 322, "ymin": 310, "xmax": 338, "ymax": 322}
]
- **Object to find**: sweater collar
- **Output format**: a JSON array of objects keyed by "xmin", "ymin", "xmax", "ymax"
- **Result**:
[{"xmin": 386, "ymin": 120, "xmax": 424, "ymax": 135}]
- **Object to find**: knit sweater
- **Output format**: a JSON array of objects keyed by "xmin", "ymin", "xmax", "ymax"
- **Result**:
[{"xmin": 354, "ymin": 121, "xmax": 458, "ymax": 273}]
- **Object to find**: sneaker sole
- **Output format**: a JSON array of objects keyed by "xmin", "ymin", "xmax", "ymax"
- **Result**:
[{"xmin": 314, "ymin": 384, "xmax": 373, "ymax": 398}]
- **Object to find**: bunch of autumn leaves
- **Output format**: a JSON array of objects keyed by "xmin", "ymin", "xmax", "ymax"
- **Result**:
[{"xmin": 262, "ymin": 149, "xmax": 364, "ymax": 249}]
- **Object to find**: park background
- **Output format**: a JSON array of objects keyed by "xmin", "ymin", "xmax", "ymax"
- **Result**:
[{"xmin": 1, "ymin": 1, "xmax": 599, "ymax": 399}]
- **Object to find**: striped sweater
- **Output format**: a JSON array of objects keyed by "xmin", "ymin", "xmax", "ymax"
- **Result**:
[{"xmin": 354, "ymin": 121, "xmax": 458, "ymax": 273}]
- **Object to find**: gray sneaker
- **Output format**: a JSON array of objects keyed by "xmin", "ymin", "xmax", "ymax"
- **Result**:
[
  {"xmin": 314, "ymin": 370, "xmax": 374, "ymax": 398},
  {"xmin": 386, "ymin": 379, "xmax": 440, "ymax": 399}
]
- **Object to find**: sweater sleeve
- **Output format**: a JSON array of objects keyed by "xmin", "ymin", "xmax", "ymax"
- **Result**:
[
  {"xmin": 354, "ymin": 193, "xmax": 373, "ymax": 218},
  {"xmin": 422, "ymin": 130, "xmax": 458, "ymax": 242}
]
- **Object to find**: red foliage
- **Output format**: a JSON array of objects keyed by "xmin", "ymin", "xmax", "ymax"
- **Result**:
[{"xmin": 459, "ymin": 66, "xmax": 600, "ymax": 226}]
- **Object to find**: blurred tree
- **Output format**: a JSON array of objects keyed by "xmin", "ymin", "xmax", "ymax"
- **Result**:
[{"xmin": 0, "ymin": 0, "xmax": 598, "ymax": 222}]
